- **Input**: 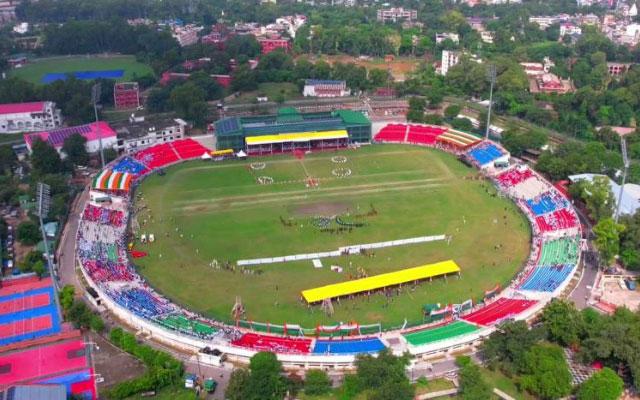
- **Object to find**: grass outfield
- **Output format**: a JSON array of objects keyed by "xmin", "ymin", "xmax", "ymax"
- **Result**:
[
  {"xmin": 10, "ymin": 55, "xmax": 153, "ymax": 84},
  {"xmin": 134, "ymin": 145, "xmax": 530, "ymax": 328}
]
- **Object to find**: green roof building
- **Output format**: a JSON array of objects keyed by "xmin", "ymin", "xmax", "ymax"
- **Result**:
[{"xmin": 214, "ymin": 108, "xmax": 371, "ymax": 151}]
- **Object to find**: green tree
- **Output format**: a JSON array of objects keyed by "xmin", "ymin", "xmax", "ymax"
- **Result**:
[
  {"xmin": 225, "ymin": 368, "xmax": 251, "ymax": 400},
  {"xmin": 0, "ymin": 145, "xmax": 17, "ymax": 175},
  {"xmin": 571, "ymin": 176, "xmax": 615, "ymax": 221},
  {"xmin": 103, "ymin": 148, "xmax": 118, "ymax": 164},
  {"xmin": 541, "ymin": 299, "xmax": 585, "ymax": 347},
  {"xmin": 30, "ymin": 139, "xmax": 65, "ymax": 175},
  {"xmin": 246, "ymin": 352, "xmax": 287, "ymax": 400},
  {"xmin": 482, "ymin": 320, "xmax": 543, "ymax": 374},
  {"xmin": 304, "ymin": 369, "xmax": 331, "ymax": 396},
  {"xmin": 444, "ymin": 104, "xmax": 461, "ymax": 120},
  {"xmin": 16, "ymin": 221, "xmax": 41, "ymax": 246},
  {"xmin": 501, "ymin": 129, "xmax": 548, "ymax": 157},
  {"xmin": 62, "ymin": 133, "xmax": 89, "ymax": 166},
  {"xmin": 59, "ymin": 284, "xmax": 75, "ymax": 311},
  {"xmin": 231, "ymin": 64, "xmax": 258, "ymax": 92},
  {"xmin": 354, "ymin": 349, "xmax": 412, "ymax": 400},
  {"xmin": 519, "ymin": 344, "xmax": 572, "ymax": 400},
  {"xmin": 577, "ymin": 367, "xmax": 624, "ymax": 400},
  {"xmin": 32, "ymin": 260, "xmax": 47, "ymax": 278},
  {"xmin": 593, "ymin": 218, "xmax": 626, "ymax": 266},
  {"xmin": 170, "ymin": 82, "xmax": 208, "ymax": 127},
  {"xmin": 457, "ymin": 357, "xmax": 491, "ymax": 400}
]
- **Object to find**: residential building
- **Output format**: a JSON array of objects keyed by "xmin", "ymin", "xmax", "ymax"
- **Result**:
[
  {"xmin": 113, "ymin": 116, "xmax": 188, "ymax": 153},
  {"xmin": 376, "ymin": 8, "xmax": 418, "ymax": 23},
  {"xmin": 113, "ymin": 82, "xmax": 140, "ymax": 110},
  {"xmin": 435, "ymin": 32, "xmax": 460, "ymax": 44},
  {"xmin": 258, "ymin": 35, "xmax": 291, "ymax": 54},
  {"xmin": 12, "ymin": 22, "xmax": 28, "ymax": 34},
  {"xmin": 520, "ymin": 57, "xmax": 555, "ymax": 76},
  {"xmin": 480, "ymin": 31, "xmax": 495, "ymax": 43},
  {"xmin": 529, "ymin": 15, "xmax": 570, "ymax": 29},
  {"xmin": 171, "ymin": 24, "xmax": 201, "ymax": 47},
  {"xmin": 303, "ymin": 79, "xmax": 350, "ymax": 97},
  {"xmin": 439, "ymin": 50, "xmax": 460, "ymax": 76},
  {"xmin": 23, "ymin": 121, "xmax": 118, "ymax": 154},
  {"xmin": 560, "ymin": 23, "xmax": 582, "ymax": 36},
  {"xmin": 0, "ymin": 101, "xmax": 62, "ymax": 134},
  {"xmin": 528, "ymin": 73, "xmax": 574, "ymax": 94},
  {"xmin": 607, "ymin": 62, "xmax": 632, "ymax": 76}
]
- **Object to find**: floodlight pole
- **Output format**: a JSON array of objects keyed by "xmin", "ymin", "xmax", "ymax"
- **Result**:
[
  {"xmin": 615, "ymin": 137, "xmax": 629, "ymax": 223},
  {"xmin": 485, "ymin": 64, "xmax": 496, "ymax": 140},
  {"xmin": 92, "ymin": 83, "xmax": 105, "ymax": 168}
]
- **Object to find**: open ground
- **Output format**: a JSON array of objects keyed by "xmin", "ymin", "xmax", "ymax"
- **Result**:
[
  {"xmin": 9, "ymin": 55, "xmax": 153, "ymax": 84},
  {"xmin": 133, "ymin": 145, "xmax": 530, "ymax": 328}
]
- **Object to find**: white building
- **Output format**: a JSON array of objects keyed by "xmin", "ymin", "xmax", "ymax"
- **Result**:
[
  {"xmin": 114, "ymin": 116, "xmax": 188, "ymax": 153},
  {"xmin": 0, "ymin": 101, "xmax": 62, "ymax": 134},
  {"xmin": 376, "ymin": 8, "xmax": 418, "ymax": 23},
  {"xmin": 12, "ymin": 22, "xmax": 28, "ymax": 34},
  {"xmin": 435, "ymin": 32, "xmax": 460, "ymax": 44},
  {"xmin": 480, "ymin": 31, "xmax": 495, "ymax": 43},
  {"xmin": 303, "ymin": 79, "xmax": 350, "ymax": 97},
  {"xmin": 560, "ymin": 23, "xmax": 582, "ymax": 36},
  {"xmin": 440, "ymin": 50, "xmax": 461, "ymax": 76}
]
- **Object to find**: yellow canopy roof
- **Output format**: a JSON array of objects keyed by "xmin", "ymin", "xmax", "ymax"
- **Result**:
[
  {"xmin": 245, "ymin": 130, "xmax": 348, "ymax": 146},
  {"xmin": 301, "ymin": 260, "xmax": 460, "ymax": 303}
]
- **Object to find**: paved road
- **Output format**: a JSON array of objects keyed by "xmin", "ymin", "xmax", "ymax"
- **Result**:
[{"xmin": 568, "ymin": 203, "xmax": 598, "ymax": 310}]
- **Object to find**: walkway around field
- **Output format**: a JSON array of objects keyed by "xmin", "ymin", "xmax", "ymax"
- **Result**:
[{"xmin": 237, "ymin": 234, "xmax": 446, "ymax": 266}]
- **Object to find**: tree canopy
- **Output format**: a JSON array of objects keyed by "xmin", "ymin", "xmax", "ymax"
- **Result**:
[{"xmin": 577, "ymin": 367, "xmax": 624, "ymax": 400}]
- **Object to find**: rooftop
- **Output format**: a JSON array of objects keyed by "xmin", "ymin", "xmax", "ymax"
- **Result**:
[
  {"xmin": 0, "ymin": 102, "xmax": 46, "ymax": 115},
  {"xmin": 24, "ymin": 122, "xmax": 117, "ymax": 148},
  {"xmin": 114, "ymin": 118, "xmax": 186, "ymax": 140}
]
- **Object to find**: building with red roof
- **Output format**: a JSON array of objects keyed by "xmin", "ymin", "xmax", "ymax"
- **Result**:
[
  {"xmin": 113, "ymin": 82, "xmax": 140, "ymax": 110},
  {"xmin": 24, "ymin": 121, "xmax": 117, "ymax": 154},
  {"xmin": 258, "ymin": 36, "xmax": 291, "ymax": 54},
  {"xmin": 0, "ymin": 101, "xmax": 62, "ymax": 134}
]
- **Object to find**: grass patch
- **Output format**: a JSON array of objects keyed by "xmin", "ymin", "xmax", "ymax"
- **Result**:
[
  {"xmin": 134, "ymin": 144, "xmax": 530, "ymax": 328},
  {"xmin": 414, "ymin": 377, "xmax": 456, "ymax": 395},
  {"xmin": 479, "ymin": 367, "xmax": 536, "ymax": 400},
  {"xmin": 229, "ymin": 82, "xmax": 302, "ymax": 104},
  {"xmin": 123, "ymin": 384, "xmax": 197, "ymax": 399},
  {"xmin": 10, "ymin": 55, "xmax": 153, "ymax": 85},
  {"xmin": 0, "ymin": 133, "xmax": 23, "ymax": 145}
]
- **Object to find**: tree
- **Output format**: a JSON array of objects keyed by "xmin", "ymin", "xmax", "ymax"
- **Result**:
[
  {"xmin": 457, "ymin": 357, "xmax": 491, "ymax": 400},
  {"xmin": 16, "ymin": 221, "xmax": 41, "ymax": 246},
  {"xmin": 30, "ymin": 138, "xmax": 65, "ymax": 175},
  {"xmin": 481, "ymin": 320, "xmax": 543, "ymax": 374},
  {"xmin": 577, "ymin": 367, "xmax": 624, "ymax": 400},
  {"xmin": 0, "ymin": 145, "xmax": 17, "ymax": 175},
  {"xmin": 501, "ymin": 129, "xmax": 548, "ymax": 157},
  {"xmin": 354, "ymin": 349, "xmax": 412, "ymax": 400},
  {"xmin": 304, "ymin": 369, "xmax": 331, "ymax": 396},
  {"xmin": 571, "ymin": 176, "xmax": 615, "ymax": 222},
  {"xmin": 444, "ymin": 104, "xmax": 461, "ymax": 120},
  {"xmin": 246, "ymin": 352, "xmax": 287, "ymax": 400},
  {"xmin": 450, "ymin": 117, "xmax": 473, "ymax": 132},
  {"xmin": 170, "ymin": 82, "xmax": 208, "ymax": 127},
  {"xmin": 593, "ymin": 218, "xmax": 625, "ymax": 266},
  {"xmin": 231, "ymin": 64, "xmax": 258, "ymax": 92},
  {"xmin": 104, "ymin": 148, "xmax": 118, "ymax": 164},
  {"xmin": 32, "ymin": 260, "xmax": 46, "ymax": 278},
  {"xmin": 62, "ymin": 133, "xmax": 89, "ymax": 166},
  {"xmin": 541, "ymin": 299, "xmax": 585, "ymax": 347},
  {"xmin": 59, "ymin": 284, "xmax": 75, "ymax": 311},
  {"xmin": 519, "ymin": 344, "xmax": 572, "ymax": 400},
  {"xmin": 226, "ymin": 368, "xmax": 251, "ymax": 400}
]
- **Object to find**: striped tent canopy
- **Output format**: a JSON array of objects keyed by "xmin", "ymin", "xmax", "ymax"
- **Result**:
[{"xmin": 92, "ymin": 169, "xmax": 134, "ymax": 192}]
